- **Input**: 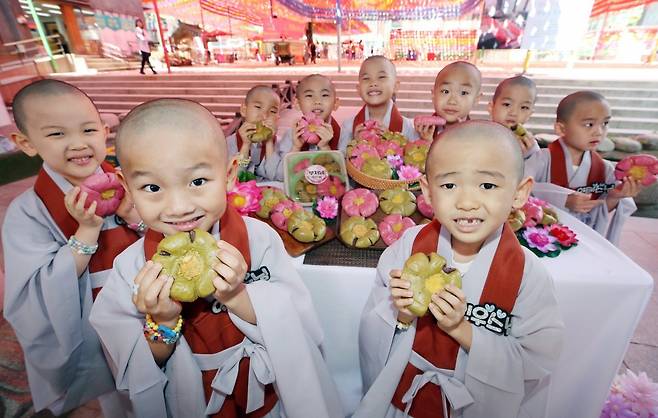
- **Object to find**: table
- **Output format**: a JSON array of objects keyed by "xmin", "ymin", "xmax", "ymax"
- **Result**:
[{"xmin": 289, "ymin": 208, "xmax": 654, "ymax": 418}]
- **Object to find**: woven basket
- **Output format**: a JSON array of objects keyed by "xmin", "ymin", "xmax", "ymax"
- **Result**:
[{"xmin": 346, "ymin": 157, "xmax": 420, "ymax": 190}]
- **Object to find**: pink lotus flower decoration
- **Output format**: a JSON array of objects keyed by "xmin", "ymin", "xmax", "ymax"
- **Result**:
[
  {"xmin": 270, "ymin": 200, "xmax": 302, "ymax": 230},
  {"xmin": 397, "ymin": 165, "xmax": 422, "ymax": 181},
  {"xmin": 417, "ymin": 194, "xmax": 434, "ymax": 218},
  {"xmin": 299, "ymin": 113, "xmax": 324, "ymax": 145},
  {"xmin": 81, "ymin": 172, "xmax": 125, "ymax": 217},
  {"xmin": 357, "ymin": 119, "xmax": 383, "ymax": 143},
  {"xmin": 547, "ymin": 224, "xmax": 578, "ymax": 247},
  {"xmin": 522, "ymin": 226, "xmax": 558, "ymax": 254},
  {"xmin": 614, "ymin": 154, "xmax": 658, "ymax": 186},
  {"xmin": 294, "ymin": 158, "xmax": 312, "ymax": 174},
  {"xmin": 522, "ymin": 202, "xmax": 544, "ymax": 228},
  {"xmin": 600, "ymin": 393, "xmax": 638, "ymax": 418},
  {"xmin": 316, "ymin": 196, "xmax": 339, "ymax": 219},
  {"xmin": 342, "ymin": 188, "xmax": 379, "ymax": 217},
  {"xmin": 349, "ymin": 143, "xmax": 380, "ymax": 170},
  {"xmin": 386, "ymin": 154, "xmax": 403, "ymax": 169},
  {"xmin": 413, "ymin": 115, "xmax": 447, "ymax": 127},
  {"xmin": 613, "ymin": 370, "xmax": 658, "ymax": 418},
  {"xmin": 227, "ymin": 180, "xmax": 262, "ymax": 215},
  {"xmin": 379, "ymin": 214, "xmax": 416, "ymax": 246},
  {"xmin": 376, "ymin": 141, "xmax": 403, "ymax": 158},
  {"xmin": 317, "ymin": 175, "xmax": 346, "ymax": 199},
  {"xmin": 527, "ymin": 196, "xmax": 550, "ymax": 209}
]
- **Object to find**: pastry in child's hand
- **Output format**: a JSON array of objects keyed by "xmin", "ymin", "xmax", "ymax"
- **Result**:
[
  {"xmin": 379, "ymin": 188, "xmax": 416, "ymax": 216},
  {"xmin": 340, "ymin": 216, "xmax": 379, "ymax": 248},
  {"xmin": 81, "ymin": 172, "xmax": 125, "ymax": 217},
  {"xmin": 287, "ymin": 210, "xmax": 327, "ymax": 243},
  {"xmin": 413, "ymin": 115, "xmax": 447, "ymax": 128},
  {"xmin": 401, "ymin": 252, "xmax": 462, "ymax": 317},
  {"xmin": 248, "ymin": 121, "xmax": 274, "ymax": 143},
  {"xmin": 299, "ymin": 113, "xmax": 324, "ymax": 145},
  {"xmin": 152, "ymin": 229, "xmax": 217, "ymax": 302},
  {"xmin": 511, "ymin": 124, "xmax": 527, "ymax": 137}
]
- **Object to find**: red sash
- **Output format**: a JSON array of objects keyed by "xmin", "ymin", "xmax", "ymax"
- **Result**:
[
  {"xmin": 548, "ymin": 139, "xmax": 606, "ymax": 200},
  {"xmin": 143, "ymin": 206, "xmax": 277, "ymax": 418},
  {"xmin": 300, "ymin": 116, "xmax": 341, "ymax": 151},
  {"xmin": 236, "ymin": 131, "xmax": 276, "ymax": 164},
  {"xmin": 352, "ymin": 103, "xmax": 404, "ymax": 134},
  {"xmin": 33, "ymin": 162, "xmax": 139, "ymax": 300},
  {"xmin": 391, "ymin": 220, "xmax": 524, "ymax": 418}
]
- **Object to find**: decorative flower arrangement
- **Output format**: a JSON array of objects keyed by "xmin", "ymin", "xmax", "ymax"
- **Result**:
[
  {"xmin": 313, "ymin": 196, "xmax": 339, "ymax": 222},
  {"xmin": 397, "ymin": 165, "xmax": 422, "ymax": 181},
  {"xmin": 317, "ymin": 175, "xmax": 346, "ymax": 199},
  {"xmin": 386, "ymin": 154, "xmax": 404, "ymax": 170},
  {"xmin": 511, "ymin": 199, "xmax": 578, "ymax": 257},
  {"xmin": 81, "ymin": 172, "xmax": 125, "ymax": 217},
  {"xmin": 299, "ymin": 113, "xmax": 324, "ymax": 145},
  {"xmin": 227, "ymin": 180, "xmax": 262, "ymax": 215},
  {"xmin": 600, "ymin": 370, "xmax": 658, "ymax": 418}
]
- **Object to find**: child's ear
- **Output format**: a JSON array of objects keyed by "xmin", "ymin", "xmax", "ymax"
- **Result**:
[
  {"xmin": 512, "ymin": 176, "xmax": 534, "ymax": 210},
  {"xmin": 419, "ymin": 174, "xmax": 432, "ymax": 203},
  {"xmin": 394, "ymin": 79, "xmax": 400, "ymax": 94},
  {"xmin": 333, "ymin": 95, "xmax": 340, "ymax": 111},
  {"xmin": 293, "ymin": 97, "xmax": 300, "ymax": 111},
  {"xmin": 226, "ymin": 155, "xmax": 239, "ymax": 191},
  {"xmin": 487, "ymin": 101, "xmax": 494, "ymax": 118},
  {"xmin": 103, "ymin": 124, "xmax": 110, "ymax": 143},
  {"xmin": 11, "ymin": 131, "xmax": 38, "ymax": 157},
  {"xmin": 239, "ymin": 104, "xmax": 247, "ymax": 119},
  {"xmin": 115, "ymin": 168, "xmax": 133, "ymax": 199},
  {"xmin": 555, "ymin": 121, "xmax": 567, "ymax": 137}
]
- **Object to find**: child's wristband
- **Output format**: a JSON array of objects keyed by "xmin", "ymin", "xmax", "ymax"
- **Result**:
[
  {"xmin": 67, "ymin": 236, "xmax": 98, "ymax": 255},
  {"xmin": 143, "ymin": 313, "xmax": 183, "ymax": 345}
]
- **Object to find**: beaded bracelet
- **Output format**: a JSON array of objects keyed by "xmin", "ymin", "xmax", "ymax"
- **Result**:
[
  {"xmin": 115, "ymin": 215, "xmax": 147, "ymax": 234},
  {"xmin": 143, "ymin": 314, "xmax": 183, "ymax": 345},
  {"xmin": 237, "ymin": 155, "xmax": 252, "ymax": 168},
  {"xmin": 67, "ymin": 236, "xmax": 99, "ymax": 255},
  {"xmin": 395, "ymin": 320, "xmax": 411, "ymax": 331}
]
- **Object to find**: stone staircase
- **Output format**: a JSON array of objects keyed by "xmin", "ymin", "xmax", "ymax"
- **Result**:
[
  {"xmin": 57, "ymin": 73, "xmax": 658, "ymax": 137},
  {"xmin": 82, "ymin": 56, "xmax": 142, "ymax": 72}
]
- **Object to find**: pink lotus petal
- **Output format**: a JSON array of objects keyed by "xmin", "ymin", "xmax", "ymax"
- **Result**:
[
  {"xmin": 349, "ymin": 143, "xmax": 380, "ymax": 169},
  {"xmin": 80, "ymin": 172, "xmax": 125, "ymax": 217},
  {"xmin": 299, "ymin": 113, "xmax": 324, "ymax": 145},
  {"xmin": 376, "ymin": 141, "xmax": 403, "ymax": 157},
  {"xmin": 270, "ymin": 200, "xmax": 302, "ymax": 230},
  {"xmin": 397, "ymin": 165, "xmax": 422, "ymax": 181},
  {"xmin": 342, "ymin": 188, "xmax": 379, "ymax": 217},
  {"xmin": 294, "ymin": 159, "xmax": 312, "ymax": 173},
  {"xmin": 522, "ymin": 202, "xmax": 544, "ymax": 228}
]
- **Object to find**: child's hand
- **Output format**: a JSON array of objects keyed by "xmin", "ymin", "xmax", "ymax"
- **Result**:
[
  {"xmin": 132, "ymin": 261, "xmax": 181, "ymax": 326},
  {"xmin": 262, "ymin": 119, "xmax": 278, "ymax": 141},
  {"xmin": 212, "ymin": 240, "xmax": 248, "ymax": 306},
  {"xmin": 609, "ymin": 177, "xmax": 641, "ymax": 199},
  {"xmin": 65, "ymin": 187, "xmax": 103, "ymax": 230},
  {"xmin": 414, "ymin": 122, "xmax": 436, "ymax": 142},
  {"xmin": 429, "ymin": 285, "xmax": 467, "ymax": 332},
  {"xmin": 316, "ymin": 122, "xmax": 334, "ymax": 150},
  {"xmin": 565, "ymin": 191, "xmax": 605, "ymax": 213},
  {"xmin": 292, "ymin": 122, "xmax": 306, "ymax": 152},
  {"xmin": 389, "ymin": 269, "xmax": 415, "ymax": 323},
  {"xmin": 517, "ymin": 133, "xmax": 536, "ymax": 155},
  {"xmin": 238, "ymin": 122, "xmax": 257, "ymax": 145}
]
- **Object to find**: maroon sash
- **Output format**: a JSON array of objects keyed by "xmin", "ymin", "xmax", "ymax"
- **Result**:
[
  {"xmin": 236, "ymin": 130, "xmax": 276, "ymax": 164},
  {"xmin": 143, "ymin": 206, "xmax": 277, "ymax": 418},
  {"xmin": 352, "ymin": 103, "xmax": 404, "ymax": 134},
  {"xmin": 548, "ymin": 139, "xmax": 606, "ymax": 200},
  {"xmin": 33, "ymin": 162, "xmax": 139, "ymax": 300},
  {"xmin": 301, "ymin": 116, "xmax": 341, "ymax": 151},
  {"xmin": 391, "ymin": 220, "xmax": 524, "ymax": 418}
]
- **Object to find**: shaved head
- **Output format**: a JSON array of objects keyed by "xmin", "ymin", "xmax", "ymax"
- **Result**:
[
  {"xmin": 296, "ymin": 74, "xmax": 336, "ymax": 99},
  {"xmin": 493, "ymin": 75, "xmax": 536, "ymax": 103},
  {"xmin": 116, "ymin": 98, "xmax": 226, "ymax": 168},
  {"xmin": 426, "ymin": 120, "xmax": 524, "ymax": 182},
  {"xmin": 246, "ymin": 85, "xmax": 278, "ymax": 104},
  {"xmin": 359, "ymin": 55, "xmax": 397, "ymax": 77},
  {"xmin": 556, "ymin": 90, "xmax": 607, "ymax": 123},
  {"xmin": 434, "ymin": 61, "xmax": 482, "ymax": 90}
]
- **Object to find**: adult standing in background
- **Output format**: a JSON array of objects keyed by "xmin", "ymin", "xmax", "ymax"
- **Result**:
[{"xmin": 135, "ymin": 19, "xmax": 157, "ymax": 75}]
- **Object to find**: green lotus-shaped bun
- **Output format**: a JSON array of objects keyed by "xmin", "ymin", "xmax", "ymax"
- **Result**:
[
  {"xmin": 340, "ymin": 216, "xmax": 380, "ymax": 248},
  {"xmin": 401, "ymin": 252, "xmax": 462, "ymax": 317},
  {"xmin": 379, "ymin": 188, "xmax": 416, "ymax": 216},
  {"xmin": 287, "ymin": 209, "xmax": 327, "ymax": 243},
  {"xmin": 248, "ymin": 121, "xmax": 274, "ymax": 143}
]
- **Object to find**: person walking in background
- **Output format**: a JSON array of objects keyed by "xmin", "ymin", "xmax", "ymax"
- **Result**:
[
  {"xmin": 310, "ymin": 41, "xmax": 317, "ymax": 64},
  {"xmin": 135, "ymin": 19, "xmax": 156, "ymax": 75}
]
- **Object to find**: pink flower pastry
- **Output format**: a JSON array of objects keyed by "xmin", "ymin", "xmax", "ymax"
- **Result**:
[
  {"xmin": 522, "ymin": 201, "xmax": 544, "ymax": 228},
  {"xmin": 298, "ymin": 113, "xmax": 324, "ymax": 145},
  {"xmin": 294, "ymin": 158, "xmax": 312, "ymax": 174},
  {"xmin": 356, "ymin": 119, "xmax": 382, "ymax": 142},
  {"xmin": 342, "ymin": 188, "xmax": 379, "ymax": 217},
  {"xmin": 614, "ymin": 154, "xmax": 658, "ymax": 186},
  {"xmin": 317, "ymin": 175, "xmax": 346, "ymax": 199},
  {"xmin": 227, "ymin": 180, "xmax": 262, "ymax": 215},
  {"xmin": 413, "ymin": 115, "xmax": 447, "ymax": 127},
  {"xmin": 81, "ymin": 172, "xmax": 125, "ymax": 217},
  {"xmin": 270, "ymin": 200, "xmax": 302, "ymax": 230},
  {"xmin": 378, "ymin": 214, "xmax": 416, "ymax": 246},
  {"xmin": 376, "ymin": 141, "xmax": 403, "ymax": 158},
  {"xmin": 349, "ymin": 142, "xmax": 380, "ymax": 170},
  {"xmin": 417, "ymin": 194, "xmax": 434, "ymax": 218},
  {"xmin": 315, "ymin": 196, "xmax": 339, "ymax": 219},
  {"xmin": 397, "ymin": 165, "xmax": 422, "ymax": 181}
]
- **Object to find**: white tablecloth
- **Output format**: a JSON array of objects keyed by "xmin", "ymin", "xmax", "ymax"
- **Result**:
[{"xmin": 289, "ymin": 208, "xmax": 654, "ymax": 418}]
